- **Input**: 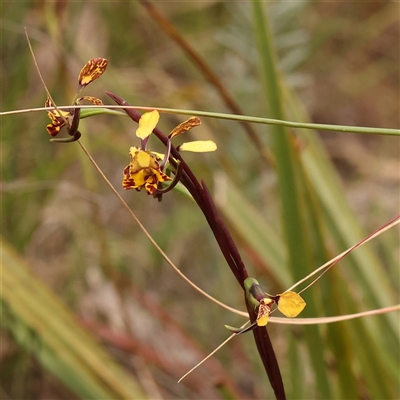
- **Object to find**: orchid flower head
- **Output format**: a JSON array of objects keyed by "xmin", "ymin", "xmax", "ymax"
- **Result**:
[
  {"xmin": 122, "ymin": 111, "xmax": 217, "ymax": 196},
  {"xmin": 45, "ymin": 58, "xmax": 107, "ymax": 139}
]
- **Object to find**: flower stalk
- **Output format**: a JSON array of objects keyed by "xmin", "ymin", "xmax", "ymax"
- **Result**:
[{"xmin": 106, "ymin": 91, "xmax": 286, "ymax": 399}]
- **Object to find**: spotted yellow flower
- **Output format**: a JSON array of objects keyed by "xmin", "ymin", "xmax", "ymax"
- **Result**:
[
  {"xmin": 45, "ymin": 98, "xmax": 73, "ymax": 137},
  {"xmin": 123, "ymin": 146, "xmax": 171, "ymax": 194},
  {"xmin": 243, "ymin": 277, "xmax": 306, "ymax": 329},
  {"xmin": 256, "ymin": 298, "xmax": 273, "ymax": 326},
  {"xmin": 122, "ymin": 110, "xmax": 217, "ymax": 196},
  {"xmin": 45, "ymin": 58, "xmax": 107, "ymax": 140}
]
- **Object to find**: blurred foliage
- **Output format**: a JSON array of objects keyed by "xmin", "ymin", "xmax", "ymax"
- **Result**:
[{"xmin": 1, "ymin": 1, "xmax": 399, "ymax": 399}]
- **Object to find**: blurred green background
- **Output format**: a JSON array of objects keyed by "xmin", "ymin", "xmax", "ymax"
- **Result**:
[{"xmin": 1, "ymin": 1, "xmax": 399, "ymax": 399}]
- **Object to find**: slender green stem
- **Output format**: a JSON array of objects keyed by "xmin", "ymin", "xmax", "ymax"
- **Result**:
[{"xmin": 3, "ymin": 105, "xmax": 399, "ymax": 136}]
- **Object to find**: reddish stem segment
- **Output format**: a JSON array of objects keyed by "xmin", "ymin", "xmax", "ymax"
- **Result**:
[{"xmin": 106, "ymin": 91, "xmax": 286, "ymax": 400}]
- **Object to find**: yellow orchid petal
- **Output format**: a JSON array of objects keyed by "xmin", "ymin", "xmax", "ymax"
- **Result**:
[
  {"xmin": 45, "ymin": 98, "xmax": 71, "ymax": 120},
  {"xmin": 129, "ymin": 146, "xmax": 140, "ymax": 156},
  {"xmin": 257, "ymin": 314, "xmax": 269, "ymax": 327},
  {"xmin": 45, "ymin": 98, "xmax": 72, "ymax": 136},
  {"xmin": 122, "ymin": 148, "xmax": 171, "ymax": 193},
  {"xmin": 134, "ymin": 151, "xmax": 155, "ymax": 169},
  {"xmin": 46, "ymin": 123, "xmax": 64, "ymax": 136},
  {"xmin": 277, "ymin": 291, "xmax": 306, "ymax": 318},
  {"xmin": 76, "ymin": 96, "xmax": 104, "ymax": 105},
  {"xmin": 150, "ymin": 151, "xmax": 165, "ymax": 161},
  {"xmin": 136, "ymin": 110, "xmax": 160, "ymax": 140},
  {"xmin": 78, "ymin": 58, "xmax": 108, "ymax": 89},
  {"xmin": 133, "ymin": 170, "xmax": 150, "ymax": 187},
  {"xmin": 256, "ymin": 298, "xmax": 272, "ymax": 326},
  {"xmin": 169, "ymin": 116, "xmax": 201, "ymax": 138},
  {"xmin": 178, "ymin": 140, "xmax": 217, "ymax": 153}
]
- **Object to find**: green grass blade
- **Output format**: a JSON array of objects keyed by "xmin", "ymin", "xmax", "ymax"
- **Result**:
[
  {"xmin": 1, "ymin": 237, "xmax": 147, "ymax": 400},
  {"xmin": 252, "ymin": 1, "xmax": 332, "ymax": 397}
]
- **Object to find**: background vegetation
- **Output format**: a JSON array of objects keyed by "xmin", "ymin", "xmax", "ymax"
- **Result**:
[{"xmin": 2, "ymin": 1, "xmax": 399, "ymax": 399}]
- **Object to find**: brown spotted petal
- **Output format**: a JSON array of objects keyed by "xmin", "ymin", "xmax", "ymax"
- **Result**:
[
  {"xmin": 45, "ymin": 98, "xmax": 72, "ymax": 136},
  {"xmin": 256, "ymin": 298, "xmax": 272, "ymax": 326},
  {"xmin": 76, "ymin": 96, "xmax": 104, "ymax": 105},
  {"xmin": 122, "ymin": 147, "xmax": 171, "ymax": 194},
  {"xmin": 168, "ymin": 116, "xmax": 201, "ymax": 139},
  {"xmin": 122, "ymin": 164, "xmax": 136, "ymax": 190},
  {"xmin": 78, "ymin": 58, "xmax": 108, "ymax": 90}
]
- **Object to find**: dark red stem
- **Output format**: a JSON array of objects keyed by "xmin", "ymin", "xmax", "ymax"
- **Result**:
[{"xmin": 106, "ymin": 92, "xmax": 286, "ymax": 399}]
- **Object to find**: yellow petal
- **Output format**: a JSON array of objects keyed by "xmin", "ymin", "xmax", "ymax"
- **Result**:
[
  {"xmin": 256, "ymin": 299, "xmax": 271, "ymax": 326},
  {"xmin": 45, "ymin": 98, "xmax": 72, "ymax": 136},
  {"xmin": 78, "ymin": 58, "xmax": 108, "ymax": 89},
  {"xmin": 136, "ymin": 110, "xmax": 160, "ymax": 140},
  {"xmin": 257, "ymin": 314, "xmax": 269, "ymax": 326},
  {"xmin": 46, "ymin": 123, "xmax": 63, "ymax": 136},
  {"xmin": 135, "ymin": 151, "xmax": 154, "ymax": 169},
  {"xmin": 123, "ymin": 148, "xmax": 171, "ymax": 193},
  {"xmin": 133, "ymin": 170, "xmax": 149, "ymax": 187},
  {"xmin": 76, "ymin": 96, "xmax": 104, "ymax": 105},
  {"xmin": 169, "ymin": 116, "xmax": 201, "ymax": 138},
  {"xmin": 178, "ymin": 140, "xmax": 217, "ymax": 153},
  {"xmin": 45, "ymin": 98, "xmax": 71, "ymax": 120},
  {"xmin": 277, "ymin": 291, "xmax": 306, "ymax": 318},
  {"xmin": 150, "ymin": 151, "xmax": 165, "ymax": 161},
  {"xmin": 128, "ymin": 146, "xmax": 140, "ymax": 158}
]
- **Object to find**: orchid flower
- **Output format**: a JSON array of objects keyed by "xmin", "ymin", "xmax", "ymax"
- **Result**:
[
  {"xmin": 45, "ymin": 58, "xmax": 108, "ymax": 142},
  {"xmin": 122, "ymin": 110, "xmax": 217, "ymax": 196}
]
